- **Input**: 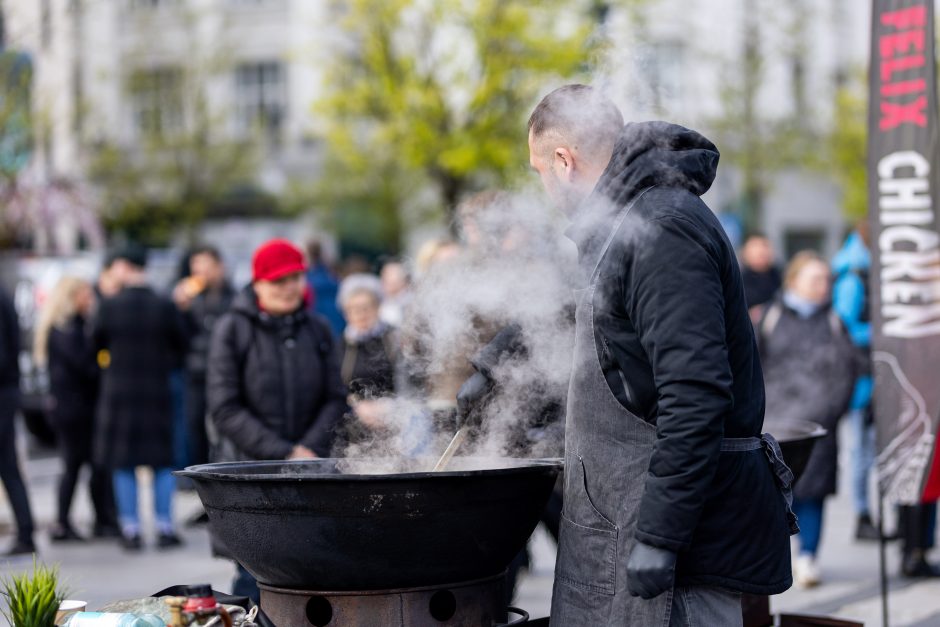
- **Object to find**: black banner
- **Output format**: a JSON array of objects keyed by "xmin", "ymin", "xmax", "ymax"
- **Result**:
[{"xmin": 869, "ymin": 0, "xmax": 940, "ymax": 503}]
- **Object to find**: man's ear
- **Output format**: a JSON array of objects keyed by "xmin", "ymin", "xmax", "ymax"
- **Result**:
[{"xmin": 553, "ymin": 147, "xmax": 575, "ymax": 181}]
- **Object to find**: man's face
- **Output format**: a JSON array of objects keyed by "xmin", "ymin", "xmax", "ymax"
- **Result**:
[
  {"xmin": 529, "ymin": 130, "xmax": 583, "ymax": 217},
  {"xmin": 190, "ymin": 253, "xmax": 224, "ymax": 286},
  {"xmin": 254, "ymin": 272, "xmax": 306, "ymax": 315},
  {"xmin": 742, "ymin": 238, "xmax": 774, "ymax": 273}
]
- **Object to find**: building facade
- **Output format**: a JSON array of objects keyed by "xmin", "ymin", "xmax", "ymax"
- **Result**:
[{"xmin": 4, "ymin": 0, "xmax": 872, "ymax": 259}]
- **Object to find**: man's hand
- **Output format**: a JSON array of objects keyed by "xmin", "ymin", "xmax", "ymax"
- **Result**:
[
  {"xmin": 626, "ymin": 542, "xmax": 677, "ymax": 599},
  {"xmin": 456, "ymin": 371, "xmax": 492, "ymax": 426},
  {"xmin": 353, "ymin": 398, "xmax": 389, "ymax": 429},
  {"xmin": 172, "ymin": 280, "xmax": 196, "ymax": 311},
  {"xmin": 287, "ymin": 445, "xmax": 317, "ymax": 460}
]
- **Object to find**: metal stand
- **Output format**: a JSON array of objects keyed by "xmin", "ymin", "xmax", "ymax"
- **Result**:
[{"xmin": 877, "ymin": 488, "xmax": 889, "ymax": 627}]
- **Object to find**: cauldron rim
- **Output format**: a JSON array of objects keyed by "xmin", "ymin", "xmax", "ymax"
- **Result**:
[
  {"xmin": 765, "ymin": 419, "xmax": 828, "ymax": 442},
  {"xmin": 174, "ymin": 456, "xmax": 563, "ymax": 482}
]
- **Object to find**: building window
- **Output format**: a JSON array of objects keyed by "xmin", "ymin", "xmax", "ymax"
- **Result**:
[
  {"xmin": 234, "ymin": 61, "xmax": 285, "ymax": 140},
  {"xmin": 129, "ymin": 67, "xmax": 183, "ymax": 137}
]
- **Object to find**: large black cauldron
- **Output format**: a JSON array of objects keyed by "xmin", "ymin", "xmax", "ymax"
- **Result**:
[{"xmin": 176, "ymin": 458, "xmax": 561, "ymax": 591}]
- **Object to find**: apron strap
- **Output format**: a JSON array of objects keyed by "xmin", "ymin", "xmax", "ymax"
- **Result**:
[
  {"xmin": 587, "ymin": 186, "xmax": 656, "ymax": 284},
  {"xmin": 760, "ymin": 433, "xmax": 801, "ymax": 535},
  {"xmin": 719, "ymin": 434, "xmax": 800, "ymax": 535},
  {"xmin": 720, "ymin": 436, "xmax": 762, "ymax": 452}
]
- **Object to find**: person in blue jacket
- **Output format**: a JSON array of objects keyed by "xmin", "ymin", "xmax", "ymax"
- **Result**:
[
  {"xmin": 832, "ymin": 223, "xmax": 877, "ymax": 542},
  {"xmin": 305, "ymin": 239, "xmax": 345, "ymax": 337}
]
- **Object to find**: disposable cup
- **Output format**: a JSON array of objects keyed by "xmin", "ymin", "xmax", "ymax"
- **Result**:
[{"xmin": 55, "ymin": 599, "xmax": 87, "ymax": 624}]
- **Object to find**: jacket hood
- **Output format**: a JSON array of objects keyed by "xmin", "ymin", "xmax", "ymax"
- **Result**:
[
  {"xmin": 832, "ymin": 232, "xmax": 870, "ymax": 274},
  {"xmin": 595, "ymin": 121, "xmax": 719, "ymax": 206},
  {"xmin": 566, "ymin": 121, "xmax": 719, "ymax": 255}
]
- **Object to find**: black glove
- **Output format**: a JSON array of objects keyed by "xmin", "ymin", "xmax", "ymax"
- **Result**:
[
  {"xmin": 456, "ymin": 371, "xmax": 492, "ymax": 426},
  {"xmin": 626, "ymin": 541, "xmax": 677, "ymax": 599}
]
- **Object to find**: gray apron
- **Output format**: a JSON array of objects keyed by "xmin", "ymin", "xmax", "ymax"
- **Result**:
[{"xmin": 550, "ymin": 192, "xmax": 797, "ymax": 626}]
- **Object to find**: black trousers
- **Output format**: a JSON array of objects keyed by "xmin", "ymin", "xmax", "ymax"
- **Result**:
[
  {"xmin": 186, "ymin": 375, "xmax": 210, "ymax": 467},
  {"xmin": 0, "ymin": 389, "xmax": 34, "ymax": 543},
  {"xmin": 55, "ymin": 417, "xmax": 116, "ymax": 527},
  {"xmin": 899, "ymin": 502, "xmax": 937, "ymax": 554}
]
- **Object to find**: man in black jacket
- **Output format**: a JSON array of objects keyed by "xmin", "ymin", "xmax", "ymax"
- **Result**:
[
  {"xmin": 173, "ymin": 246, "xmax": 235, "ymax": 470},
  {"xmin": 93, "ymin": 247, "xmax": 190, "ymax": 550},
  {"xmin": 0, "ymin": 286, "xmax": 36, "ymax": 556},
  {"xmin": 525, "ymin": 85, "xmax": 793, "ymax": 625}
]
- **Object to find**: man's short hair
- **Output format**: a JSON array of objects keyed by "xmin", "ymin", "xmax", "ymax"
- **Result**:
[
  {"xmin": 190, "ymin": 244, "xmax": 222, "ymax": 262},
  {"xmin": 109, "ymin": 244, "xmax": 147, "ymax": 269},
  {"xmin": 528, "ymin": 84, "xmax": 624, "ymax": 160}
]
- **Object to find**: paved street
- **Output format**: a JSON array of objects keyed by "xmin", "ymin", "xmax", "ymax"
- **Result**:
[{"xmin": 2, "ymin": 421, "xmax": 940, "ymax": 626}]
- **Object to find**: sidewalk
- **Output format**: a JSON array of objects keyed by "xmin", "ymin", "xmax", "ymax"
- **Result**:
[{"xmin": 2, "ymin": 420, "xmax": 940, "ymax": 626}]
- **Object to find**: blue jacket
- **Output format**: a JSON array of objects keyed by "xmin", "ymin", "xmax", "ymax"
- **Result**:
[
  {"xmin": 832, "ymin": 232, "xmax": 872, "ymax": 410},
  {"xmin": 307, "ymin": 264, "xmax": 345, "ymax": 337}
]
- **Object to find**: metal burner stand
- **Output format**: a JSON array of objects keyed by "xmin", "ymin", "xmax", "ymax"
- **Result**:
[{"xmin": 259, "ymin": 572, "xmax": 530, "ymax": 627}]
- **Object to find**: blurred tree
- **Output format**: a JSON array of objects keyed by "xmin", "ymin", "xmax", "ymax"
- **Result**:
[
  {"xmin": 87, "ymin": 10, "xmax": 260, "ymax": 247},
  {"xmin": 708, "ymin": 0, "xmax": 816, "ymax": 234},
  {"xmin": 0, "ymin": 50, "xmax": 32, "ymax": 182},
  {"xmin": 314, "ymin": 0, "xmax": 604, "ymax": 251},
  {"xmin": 822, "ymin": 80, "xmax": 867, "ymax": 222}
]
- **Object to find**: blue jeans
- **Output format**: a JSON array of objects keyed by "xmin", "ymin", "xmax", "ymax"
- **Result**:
[
  {"xmin": 849, "ymin": 409, "xmax": 875, "ymax": 516},
  {"xmin": 233, "ymin": 563, "xmax": 260, "ymax": 604},
  {"xmin": 113, "ymin": 467, "xmax": 176, "ymax": 534},
  {"xmin": 793, "ymin": 498, "xmax": 824, "ymax": 557},
  {"xmin": 669, "ymin": 586, "xmax": 742, "ymax": 627}
]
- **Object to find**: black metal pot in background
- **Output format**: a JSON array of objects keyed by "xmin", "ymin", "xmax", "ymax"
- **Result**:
[{"xmin": 766, "ymin": 420, "xmax": 828, "ymax": 485}]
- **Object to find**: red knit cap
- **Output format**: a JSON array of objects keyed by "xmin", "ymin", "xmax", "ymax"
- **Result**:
[{"xmin": 252, "ymin": 239, "xmax": 307, "ymax": 282}]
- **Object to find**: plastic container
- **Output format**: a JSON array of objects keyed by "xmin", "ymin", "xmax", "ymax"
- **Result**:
[{"xmin": 63, "ymin": 612, "xmax": 166, "ymax": 626}]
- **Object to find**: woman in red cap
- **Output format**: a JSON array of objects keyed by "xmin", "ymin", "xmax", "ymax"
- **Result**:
[{"xmin": 206, "ymin": 238, "xmax": 347, "ymax": 600}]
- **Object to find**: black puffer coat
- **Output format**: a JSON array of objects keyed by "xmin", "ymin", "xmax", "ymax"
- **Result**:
[
  {"xmin": 339, "ymin": 326, "xmax": 397, "ymax": 398},
  {"xmin": 758, "ymin": 298, "xmax": 857, "ymax": 500},
  {"xmin": 207, "ymin": 286, "xmax": 347, "ymax": 460},
  {"xmin": 48, "ymin": 315, "xmax": 98, "ymax": 431},
  {"xmin": 182, "ymin": 283, "xmax": 235, "ymax": 379},
  {"xmin": 0, "ymin": 287, "xmax": 19, "ymax": 390}
]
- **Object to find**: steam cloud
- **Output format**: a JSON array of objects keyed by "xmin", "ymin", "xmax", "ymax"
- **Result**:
[{"xmin": 332, "ymin": 189, "xmax": 579, "ymax": 469}]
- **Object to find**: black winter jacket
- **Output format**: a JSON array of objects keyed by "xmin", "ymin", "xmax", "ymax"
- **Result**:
[
  {"xmin": 182, "ymin": 282, "xmax": 235, "ymax": 378},
  {"xmin": 48, "ymin": 315, "xmax": 99, "ymax": 427},
  {"xmin": 93, "ymin": 286, "xmax": 189, "ymax": 468},
  {"xmin": 758, "ymin": 298, "xmax": 856, "ymax": 500},
  {"xmin": 0, "ymin": 288, "xmax": 19, "ymax": 390},
  {"xmin": 207, "ymin": 286, "xmax": 347, "ymax": 460},
  {"xmin": 339, "ymin": 327, "xmax": 397, "ymax": 398},
  {"xmin": 567, "ymin": 121, "xmax": 791, "ymax": 593}
]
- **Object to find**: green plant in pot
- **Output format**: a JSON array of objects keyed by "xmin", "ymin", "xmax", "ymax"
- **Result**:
[{"xmin": 1, "ymin": 558, "xmax": 66, "ymax": 627}]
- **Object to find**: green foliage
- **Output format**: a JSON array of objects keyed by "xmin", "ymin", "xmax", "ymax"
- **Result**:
[
  {"xmin": 87, "ymin": 9, "xmax": 261, "ymax": 247},
  {"xmin": 707, "ymin": 0, "xmax": 818, "ymax": 234},
  {"xmin": 0, "ymin": 51, "xmax": 33, "ymax": 181},
  {"xmin": 89, "ymin": 115, "xmax": 259, "ymax": 246},
  {"xmin": 315, "ymin": 0, "xmax": 601, "ymax": 250},
  {"xmin": 824, "ymin": 83, "xmax": 867, "ymax": 222},
  {"xmin": 1, "ymin": 558, "xmax": 66, "ymax": 627}
]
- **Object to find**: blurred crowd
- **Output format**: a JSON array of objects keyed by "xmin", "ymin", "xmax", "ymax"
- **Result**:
[
  {"xmin": 0, "ymin": 191, "xmax": 568, "ymax": 602},
  {"xmin": 0, "ymin": 199, "xmax": 934, "ymax": 597},
  {"xmin": 742, "ymin": 224, "xmax": 940, "ymax": 587}
]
